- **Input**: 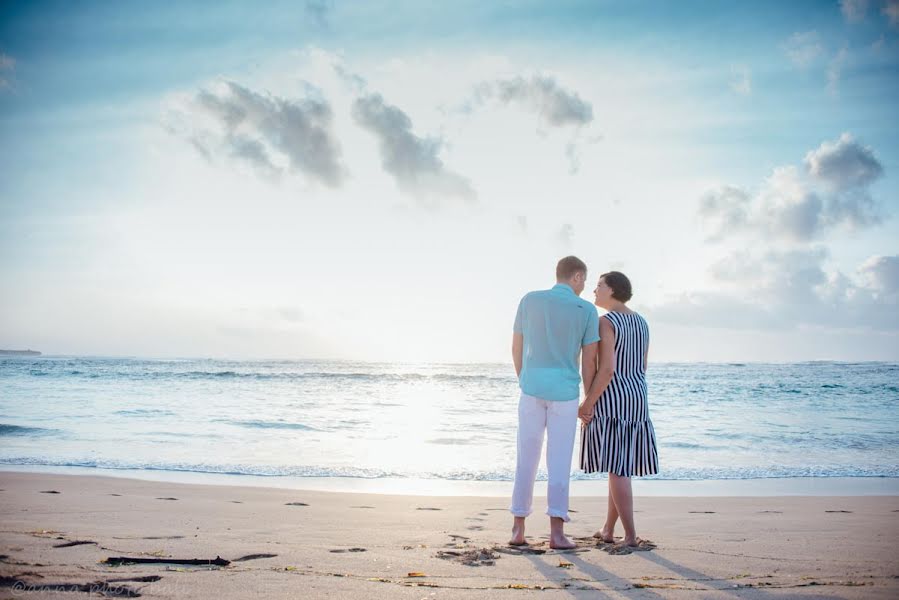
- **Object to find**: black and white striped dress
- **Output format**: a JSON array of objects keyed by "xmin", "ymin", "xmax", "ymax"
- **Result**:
[{"xmin": 580, "ymin": 311, "xmax": 659, "ymax": 477}]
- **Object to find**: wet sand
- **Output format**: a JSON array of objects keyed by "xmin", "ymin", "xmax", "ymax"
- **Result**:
[{"xmin": 1, "ymin": 471, "xmax": 897, "ymax": 598}]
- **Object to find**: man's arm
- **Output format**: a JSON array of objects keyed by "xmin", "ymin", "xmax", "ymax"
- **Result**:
[
  {"xmin": 512, "ymin": 333, "xmax": 524, "ymax": 377},
  {"xmin": 585, "ymin": 316, "xmax": 616, "ymax": 406}
]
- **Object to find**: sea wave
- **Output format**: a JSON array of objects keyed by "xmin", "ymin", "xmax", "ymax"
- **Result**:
[
  {"xmin": 0, "ymin": 423, "xmax": 58, "ymax": 436},
  {"xmin": 5, "ymin": 368, "xmax": 513, "ymax": 384},
  {"xmin": 224, "ymin": 419, "xmax": 321, "ymax": 431},
  {"xmin": 1, "ymin": 457, "xmax": 896, "ymax": 481}
]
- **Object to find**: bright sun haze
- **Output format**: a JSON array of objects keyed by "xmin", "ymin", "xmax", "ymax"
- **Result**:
[{"xmin": 0, "ymin": 0, "xmax": 897, "ymax": 362}]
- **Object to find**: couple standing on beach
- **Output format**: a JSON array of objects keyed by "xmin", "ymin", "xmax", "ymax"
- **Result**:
[{"xmin": 509, "ymin": 255, "xmax": 658, "ymax": 550}]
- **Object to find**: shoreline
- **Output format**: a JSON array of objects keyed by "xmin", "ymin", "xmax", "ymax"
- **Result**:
[
  {"xmin": 3, "ymin": 464, "xmax": 898, "ymax": 497},
  {"xmin": 0, "ymin": 470, "xmax": 896, "ymax": 598}
]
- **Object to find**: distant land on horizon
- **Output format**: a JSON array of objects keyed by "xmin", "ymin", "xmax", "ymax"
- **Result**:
[{"xmin": 0, "ymin": 349, "xmax": 42, "ymax": 356}]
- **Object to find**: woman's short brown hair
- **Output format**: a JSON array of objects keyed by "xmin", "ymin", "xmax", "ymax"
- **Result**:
[{"xmin": 601, "ymin": 271, "xmax": 632, "ymax": 302}]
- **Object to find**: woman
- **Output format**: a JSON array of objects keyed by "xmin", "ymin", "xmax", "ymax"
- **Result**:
[{"xmin": 578, "ymin": 271, "xmax": 658, "ymax": 549}]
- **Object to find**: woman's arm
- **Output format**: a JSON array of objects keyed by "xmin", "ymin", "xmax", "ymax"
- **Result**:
[
  {"xmin": 643, "ymin": 346, "xmax": 648, "ymax": 373},
  {"xmin": 584, "ymin": 316, "xmax": 616, "ymax": 408}
]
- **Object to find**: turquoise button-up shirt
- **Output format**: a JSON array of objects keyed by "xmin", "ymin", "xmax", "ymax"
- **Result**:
[{"xmin": 513, "ymin": 283, "xmax": 600, "ymax": 401}]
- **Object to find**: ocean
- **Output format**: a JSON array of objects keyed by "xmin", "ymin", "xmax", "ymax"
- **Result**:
[{"xmin": 1, "ymin": 357, "xmax": 897, "ymax": 491}]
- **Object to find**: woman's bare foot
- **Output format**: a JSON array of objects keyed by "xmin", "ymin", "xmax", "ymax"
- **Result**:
[
  {"xmin": 549, "ymin": 533, "xmax": 577, "ymax": 550},
  {"xmin": 622, "ymin": 535, "xmax": 638, "ymax": 547},
  {"xmin": 592, "ymin": 528, "xmax": 615, "ymax": 543},
  {"xmin": 509, "ymin": 518, "xmax": 527, "ymax": 546}
]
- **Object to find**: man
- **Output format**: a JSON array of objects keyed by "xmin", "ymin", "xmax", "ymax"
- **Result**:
[{"xmin": 509, "ymin": 255, "xmax": 599, "ymax": 549}]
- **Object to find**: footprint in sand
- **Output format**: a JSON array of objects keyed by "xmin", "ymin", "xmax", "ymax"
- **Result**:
[
  {"xmin": 229, "ymin": 501, "xmax": 243, "ymax": 504},
  {"xmin": 603, "ymin": 539, "xmax": 657, "ymax": 555},
  {"xmin": 689, "ymin": 511, "xmax": 715, "ymax": 514},
  {"xmin": 759, "ymin": 510, "xmax": 782, "ymax": 513},
  {"xmin": 329, "ymin": 548, "xmax": 367, "ymax": 553},
  {"xmin": 285, "ymin": 502, "xmax": 309, "ymax": 506},
  {"xmin": 40, "ymin": 490, "xmax": 61, "ymax": 494},
  {"xmin": 495, "ymin": 545, "xmax": 546, "ymax": 556},
  {"xmin": 156, "ymin": 497, "xmax": 178, "ymax": 501},
  {"xmin": 467, "ymin": 525, "xmax": 484, "ymax": 531},
  {"xmin": 416, "ymin": 507, "xmax": 441, "ymax": 511},
  {"xmin": 108, "ymin": 493, "xmax": 122, "ymax": 497},
  {"xmin": 351, "ymin": 505, "xmax": 375, "ymax": 509},
  {"xmin": 436, "ymin": 548, "xmax": 498, "ymax": 566},
  {"xmin": 825, "ymin": 510, "xmax": 852, "ymax": 513}
]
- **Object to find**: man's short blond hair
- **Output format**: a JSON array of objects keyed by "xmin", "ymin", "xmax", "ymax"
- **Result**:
[{"xmin": 556, "ymin": 255, "xmax": 587, "ymax": 280}]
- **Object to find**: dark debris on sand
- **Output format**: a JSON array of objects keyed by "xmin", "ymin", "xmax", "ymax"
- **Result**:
[
  {"xmin": 53, "ymin": 540, "xmax": 97, "ymax": 548},
  {"xmin": 436, "ymin": 548, "xmax": 499, "ymax": 566},
  {"xmin": 103, "ymin": 556, "xmax": 230, "ymax": 567},
  {"xmin": 232, "ymin": 553, "xmax": 278, "ymax": 562}
]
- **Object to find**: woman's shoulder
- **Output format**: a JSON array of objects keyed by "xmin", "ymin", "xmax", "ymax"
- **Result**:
[
  {"xmin": 605, "ymin": 309, "xmax": 643, "ymax": 318},
  {"xmin": 605, "ymin": 310, "xmax": 649, "ymax": 327}
]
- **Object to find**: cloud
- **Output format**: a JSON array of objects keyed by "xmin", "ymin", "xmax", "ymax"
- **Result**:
[
  {"xmin": 0, "ymin": 52, "xmax": 15, "ymax": 91},
  {"xmin": 305, "ymin": 0, "xmax": 332, "ymax": 28},
  {"xmin": 697, "ymin": 185, "xmax": 751, "ymax": 241},
  {"xmin": 784, "ymin": 31, "xmax": 824, "ymax": 68},
  {"xmin": 467, "ymin": 74, "xmax": 597, "ymax": 173},
  {"xmin": 858, "ymin": 255, "xmax": 899, "ymax": 296},
  {"xmin": 827, "ymin": 46, "xmax": 849, "ymax": 95},
  {"xmin": 841, "ymin": 0, "xmax": 869, "ymax": 22},
  {"xmin": 699, "ymin": 168, "xmax": 826, "ymax": 242},
  {"xmin": 730, "ymin": 65, "xmax": 751, "ymax": 95},
  {"xmin": 804, "ymin": 132, "xmax": 884, "ymax": 190},
  {"xmin": 556, "ymin": 223, "xmax": 574, "ymax": 245},
  {"xmin": 167, "ymin": 80, "xmax": 346, "ymax": 187},
  {"xmin": 649, "ymin": 249, "xmax": 899, "ymax": 331},
  {"xmin": 699, "ymin": 134, "xmax": 885, "ymax": 242},
  {"xmin": 884, "ymin": 0, "xmax": 899, "ymax": 27},
  {"xmin": 681, "ymin": 130, "xmax": 894, "ymax": 334},
  {"xmin": 475, "ymin": 75, "xmax": 593, "ymax": 128},
  {"xmin": 352, "ymin": 93, "xmax": 476, "ymax": 205}
]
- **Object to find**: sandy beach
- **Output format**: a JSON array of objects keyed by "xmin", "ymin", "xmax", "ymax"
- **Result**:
[{"xmin": 0, "ymin": 471, "xmax": 896, "ymax": 598}]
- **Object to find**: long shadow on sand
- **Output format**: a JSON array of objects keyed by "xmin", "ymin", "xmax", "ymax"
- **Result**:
[
  {"xmin": 521, "ymin": 550, "xmax": 668, "ymax": 598},
  {"xmin": 635, "ymin": 551, "xmax": 837, "ymax": 600},
  {"xmin": 521, "ymin": 544, "xmax": 830, "ymax": 598}
]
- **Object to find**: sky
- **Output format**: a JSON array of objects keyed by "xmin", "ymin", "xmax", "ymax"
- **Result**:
[{"xmin": 0, "ymin": 0, "xmax": 897, "ymax": 363}]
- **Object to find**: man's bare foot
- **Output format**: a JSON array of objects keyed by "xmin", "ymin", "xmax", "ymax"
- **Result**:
[
  {"xmin": 549, "ymin": 533, "xmax": 577, "ymax": 550},
  {"xmin": 592, "ymin": 528, "xmax": 615, "ymax": 543},
  {"xmin": 509, "ymin": 519, "xmax": 527, "ymax": 546}
]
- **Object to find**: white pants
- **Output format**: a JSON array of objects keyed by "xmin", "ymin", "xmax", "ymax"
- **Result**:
[{"xmin": 510, "ymin": 392, "xmax": 579, "ymax": 522}]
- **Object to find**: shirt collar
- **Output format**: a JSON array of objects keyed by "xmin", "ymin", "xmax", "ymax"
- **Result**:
[{"xmin": 552, "ymin": 283, "xmax": 576, "ymax": 295}]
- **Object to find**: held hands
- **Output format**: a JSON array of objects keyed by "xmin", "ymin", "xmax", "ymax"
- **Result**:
[{"xmin": 578, "ymin": 399, "xmax": 594, "ymax": 424}]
